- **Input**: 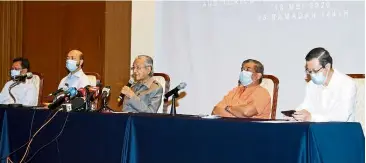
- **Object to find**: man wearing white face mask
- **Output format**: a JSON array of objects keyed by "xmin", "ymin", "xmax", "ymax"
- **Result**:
[
  {"xmin": 285, "ymin": 47, "xmax": 356, "ymax": 122},
  {"xmin": 212, "ymin": 59, "xmax": 271, "ymax": 118},
  {"xmin": 0, "ymin": 58, "xmax": 37, "ymax": 106},
  {"xmin": 58, "ymin": 50, "xmax": 92, "ymax": 90}
]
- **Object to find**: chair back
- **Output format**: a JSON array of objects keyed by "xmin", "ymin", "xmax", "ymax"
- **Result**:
[
  {"xmin": 348, "ymin": 74, "xmax": 365, "ymax": 131},
  {"xmin": 28, "ymin": 72, "xmax": 44, "ymax": 106},
  {"xmin": 260, "ymin": 75, "xmax": 279, "ymax": 119},
  {"xmin": 152, "ymin": 73, "xmax": 170, "ymax": 113},
  {"xmin": 84, "ymin": 72, "xmax": 101, "ymax": 86},
  {"xmin": 84, "ymin": 72, "xmax": 102, "ymax": 110}
]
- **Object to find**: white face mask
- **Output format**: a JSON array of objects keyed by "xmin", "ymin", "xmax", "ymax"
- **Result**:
[
  {"xmin": 10, "ymin": 69, "xmax": 21, "ymax": 78},
  {"xmin": 239, "ymin": 70, "xmax": 253, "ymax": 86},
  {"xmin": 310, "ymin": 68, "xmax": 328, "ymax": 85},
  {"xmin": 66, "ymin": 60, "xmax": 79, "ymax": 72}
]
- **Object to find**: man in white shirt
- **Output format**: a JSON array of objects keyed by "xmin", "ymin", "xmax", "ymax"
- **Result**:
[
  {"xmin": 285, "ymin": 47, "xmax": 356, "ymax": 122},
  {"xmin": 58, "ymin": 50, "xmax": 92, "ymax": 89},
  {"xmin": 0, "ymin": 58, "xmax": 38, "ymax": 106}
]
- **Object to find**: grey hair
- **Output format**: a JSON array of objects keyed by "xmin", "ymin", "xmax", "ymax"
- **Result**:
[{"xmin": 137, "ymin": 55, "xmax": 154, "ymax": 76}]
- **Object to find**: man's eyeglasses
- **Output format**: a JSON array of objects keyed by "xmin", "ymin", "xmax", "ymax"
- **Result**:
[
  {"xmin": 241, "ymin": 67, "xmax": 254, "ymax": 71},
  {"xmin": 305, "ymin": 67, "xmax": 323, "ymax": 74},
  {"xmin": 130, "ymin": 66, "xmax": 147, "ymax": 71}
]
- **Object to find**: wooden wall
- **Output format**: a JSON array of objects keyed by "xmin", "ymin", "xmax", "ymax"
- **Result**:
[
  {"xmin": 0, "ymin": 1, "xmax": 132, "ymax": 110},
  {"xmin": 0, "ymin": 1, "xmax": 23, "ymax": 88}
]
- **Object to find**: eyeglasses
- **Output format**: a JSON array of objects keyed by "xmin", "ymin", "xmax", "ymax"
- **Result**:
[
  {"xmin": 305, "ymin": 67, "xmax": 323, "ymax": 74},
  {"xmin": 241, "ymin": 67, "xmax": 254, "ymax": 72},
  {"xmin": 130, "ymin": 66, "xmax": 147, "ymax": 71}
]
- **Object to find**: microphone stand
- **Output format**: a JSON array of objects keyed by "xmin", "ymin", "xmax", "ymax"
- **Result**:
[
  {"xmin": 85, "ymin": 92, "xmax": 91, "ymax": 111},
  {"xmin": 98, "ymin": 96, "xmax": 113, "ymax": 112},
  {"xmin": 170, "ymin": 92, "xmax": 179, "ymax": 116},
  {"xmin": 8, "ymin": 81, "xmax": 21, "ymax": 104}
]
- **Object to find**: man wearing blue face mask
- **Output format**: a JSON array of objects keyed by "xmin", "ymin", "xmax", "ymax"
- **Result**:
[
  {"xmin": 0, "ymin": 58, "xmax": 37, "ymax": 106},
  {"xmin": 286, "ymin": 47, "xmax": 356, "ymax": 122},
  {"xmin": 58, "ymin": 50, "xmax": 92, "ymax": 89},
  {"xmin": 212, "ymin": 59, "xmax": 271, "ymax": 118}
]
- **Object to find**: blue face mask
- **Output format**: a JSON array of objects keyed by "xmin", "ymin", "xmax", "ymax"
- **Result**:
[
  {"xmin": 10, "ymin": 69, "xmax": 20, "ymax": 78},
  {"xmin": 239, "ymin": 70, "xmax": 253, "ymax": 86},
  {"xmin": 310, "ymin": 69, "xmax": 328, "ymax": 85},
  {"xmin": 66, "ymin": 60, "xmax": 78, "ymax": 72}
]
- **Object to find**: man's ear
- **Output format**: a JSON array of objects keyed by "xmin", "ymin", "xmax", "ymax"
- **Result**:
[
  {"xmin": 325, "ymin": 63, "xmax": 331, "ymax": 70},
  {"xmin": 79, "ymin": 59, "xmax": 84, "ymax": 67},
  {"xmin": 148, "ymin": 66, "xmax": 153, "ymax": 75},
  {"xmin": 21, "ymin": 68, "xmax": 28, "ymax": 75},
  {"xmin": 256, "ymin": 73, "xmax": 263, "ymax": 81}
]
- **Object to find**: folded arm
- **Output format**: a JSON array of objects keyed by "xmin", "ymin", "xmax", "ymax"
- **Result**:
[
  {"xmin": 226, "ymin": 102, "xmax": 257, "ymax": 118},
  {"xmin": 127, "ymin": 87, "xmax": 163, "ymax": 113}
]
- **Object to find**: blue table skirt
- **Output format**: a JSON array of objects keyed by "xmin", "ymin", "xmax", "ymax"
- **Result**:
[{"xmin": 0, "ymin": 107, "xmax": 364, "ymax": 163}]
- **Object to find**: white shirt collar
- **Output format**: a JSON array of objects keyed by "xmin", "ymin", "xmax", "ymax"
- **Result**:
[
  {"xmin": 323, "ymin": 69, "xmax": 340, "ymax": 89},
  {"xmin": 68, "ymin": 69, "xmax": 84, "ymax": 78}
]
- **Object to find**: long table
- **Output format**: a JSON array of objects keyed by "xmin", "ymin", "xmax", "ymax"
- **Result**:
[{"xmin": 0, "ymin": 106, "xmax": 364, "ymax": 163}]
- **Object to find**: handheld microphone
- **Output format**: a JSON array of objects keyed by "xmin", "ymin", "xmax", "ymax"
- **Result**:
[
  {"xmin": 77, "ymin": 87, "xmax": 87, "ymax": 98},
  {"xmin": 164, "ymin": 82, "xmax": 187, "ymax": 99},
  {"xmin": 85, "ymin": 85, "xmax": 100, "ymax": 102},
  {"xmin": 48, "ymin": 94, "xmax": 66, "ymax": 110},
  {"xmin": 117, "ymin": 79, "xmax": 134, "ymax": 102},
  {"xmin": 49, "ymin": 83, "xmax": 69, "ymax": 96},
  {"xmin": 101, "ymin": 86, "xmax": 111, "ymax": 99},
  {"xmin": 48, "ymin": 87, "xmax": 77, "ymax": 110},
  {"xmin": 66, "ymin": 87, "xmax": 78, "ymax": 99}
]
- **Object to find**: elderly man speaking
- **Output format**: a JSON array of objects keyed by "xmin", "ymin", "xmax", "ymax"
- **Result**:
[{"xmin": 121, "ymin": 55, "xmax": 163, "ymax": 113}]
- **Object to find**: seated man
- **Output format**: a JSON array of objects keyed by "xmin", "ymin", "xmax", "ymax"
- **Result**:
[
  {"xmin": 212, "ymin": 59, "xmax": 271, "ymax": 118},
  {"xmin": 0, "ymin": 58, "xmax": 37, "ymax": 106},
  {"xmin": 120, "ymin": 55, "xmax": 163, "ymax": 113},
  {"xmin": 58, "ymin": 50, "xmax": 92, "ymax": 89},
  {"xmin": 286, "ymin": 47, "xmax": 356, "ymax": 122}
]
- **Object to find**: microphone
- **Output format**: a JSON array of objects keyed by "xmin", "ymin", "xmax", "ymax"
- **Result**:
[
  {"xmin": 71, "ymin": 97, "xmax": 85, "ymax": 111},
  {"xmin": 7, "ymin": 72, "xmax": 34, "ymax": 104},
  {"xmin": 117, "ymin": 79, "xmax": 134, "ymax": 102},
  {"xmin": 48, "ymin": 87, "xmax": 77, "ymax": 110},
  {"xmin": 101, "ymin": 86, "xmax": 111, "ymax": 99},
  {"xmin": 48, "ymin": 94, "xmax": 67, "ymax": 110},
  {"xmin": 49, "ymin": 83, "xmax": 69, "ymax": 96},
  {"xmin": 13, "ymin": 72, "xmax": 33, "ymax": 81},
  {"xmin": 67, "ymin": 88, "xmax": 88, "ymax": 112},
  {"xmin": 84, "ymin": 85, "xmax": 100, "ymax": 102},
  {"xmin": 164, "ymin": 82, "xmax": 187, "ymax": 99},
  {"xmin": 77, "ymin": 87, "xmax": 87, "ymax": 98},
  {"xmin": 66, "ymin": 87, "xmax": 78, "ymax": 98}
]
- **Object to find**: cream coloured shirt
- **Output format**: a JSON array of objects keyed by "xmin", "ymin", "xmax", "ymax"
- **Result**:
[{"xmin": 297, "ymin": 69, "xmax": 356, "ymax": 122}]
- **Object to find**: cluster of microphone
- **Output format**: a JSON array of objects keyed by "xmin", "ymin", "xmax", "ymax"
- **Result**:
[
  {"xmin": 47, "ymin": 78, "xmax": 187, "ymax": 113},
  {"xmin": 48, "ymin": 83, "xmax": 103, "ymax": 111}
]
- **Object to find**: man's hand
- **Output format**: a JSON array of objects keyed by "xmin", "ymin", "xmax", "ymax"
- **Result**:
[
  {"xmin": 121, "ymin": 86, "xmax": 136, "ymax": 98},
  {"xmin": 212, "ymin": 106, "xmax": 235, "ymax": 117},
  {"xmin": 283, "ymin": 115, "xmax": 296, "ymax": 121},
  {"xmin": 293, "ymin": 109, "xmax": 312, "ymax": 122}
]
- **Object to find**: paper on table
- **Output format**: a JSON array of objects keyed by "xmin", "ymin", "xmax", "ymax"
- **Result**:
[
  {"xmin": 201, "ymin": 115, "xmax": 221, "ymax": 119},
  {"xmin": 110, "ymin": 111, "xmax": 130, "ymax": 114},
  {"xmin": 253, "ymin": 121, "xmax": 300, "ymax": 123}
]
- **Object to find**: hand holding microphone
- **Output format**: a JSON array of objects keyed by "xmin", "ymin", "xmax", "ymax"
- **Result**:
[
  {"xmin": 120, "ymin": 86, "xmax": 135, "ymax": 99},
  {"xmin": 117, "ymin": 79, "xmax": 134, "ymax": 102}
]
